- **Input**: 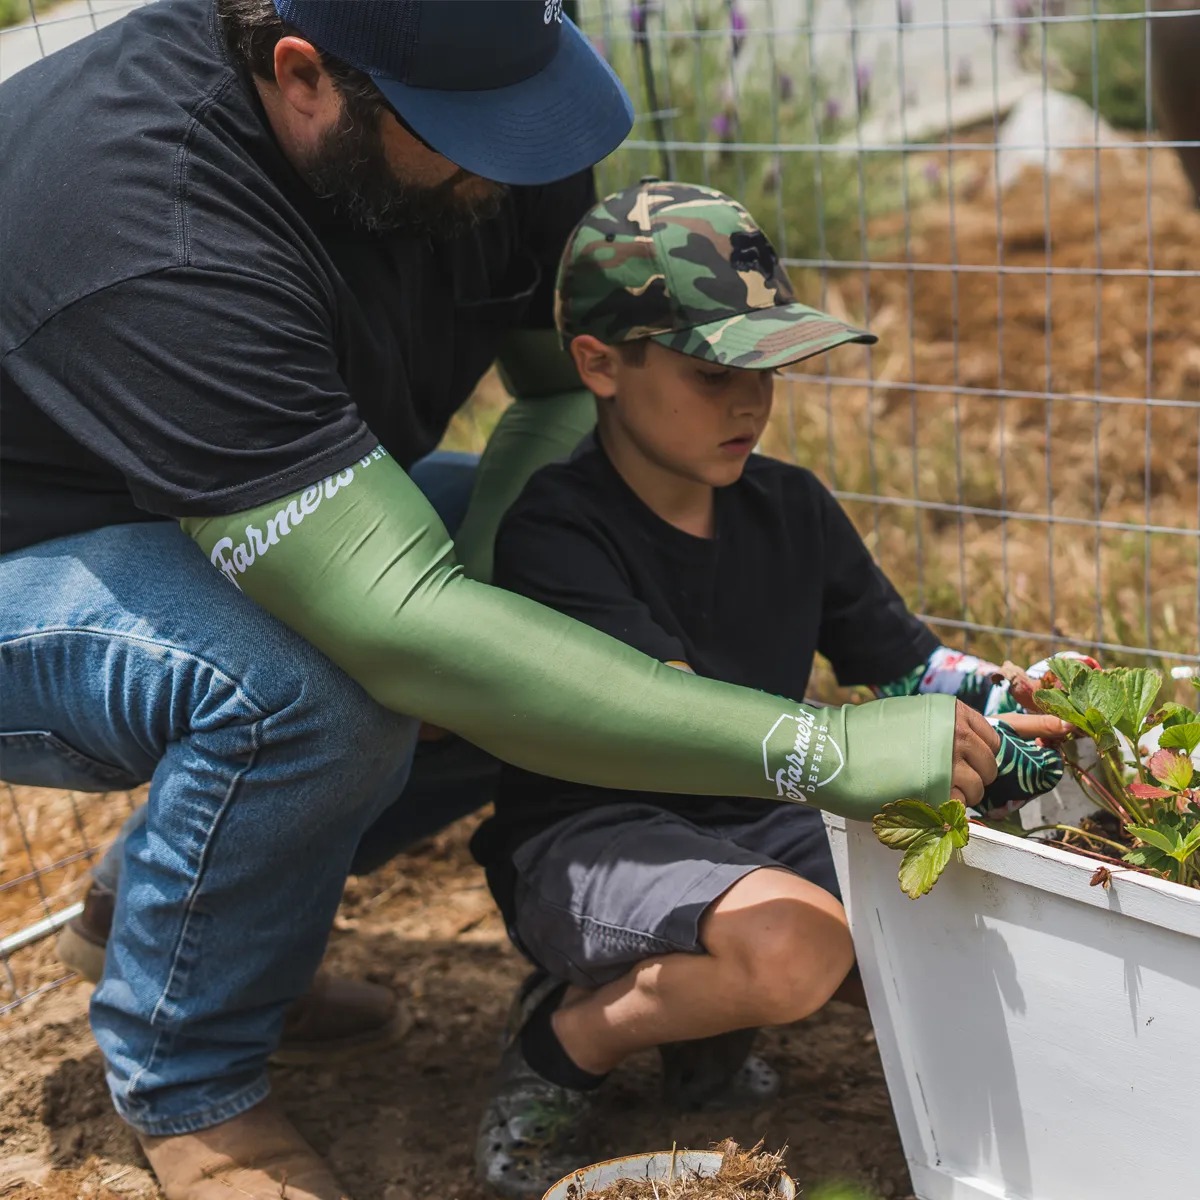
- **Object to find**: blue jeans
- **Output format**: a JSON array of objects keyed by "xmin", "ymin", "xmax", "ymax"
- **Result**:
[{"xmin": 0, "ymin": 452, "xmax": 497, "ymax": 1136}]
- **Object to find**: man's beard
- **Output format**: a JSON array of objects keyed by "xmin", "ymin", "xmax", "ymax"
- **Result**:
[{"xmin": 297, "ymin": 96, "xmax": 509, "ymax": 237}]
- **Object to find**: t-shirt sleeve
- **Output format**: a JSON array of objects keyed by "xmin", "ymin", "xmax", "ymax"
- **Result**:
[
  {"xmin": 493, "ymin": 479, "xmax": 688, "ymax": 666},
  {"xmin": 2, "ymin": 266, "xmax": 375, "ymax": 519},
  {"xmin": 515, "ymin": 170, "xmax": 596, "ymax": 331},
  {"xmin": 809, "ymin": 474, "xmax": 940, "ymax": 686}
]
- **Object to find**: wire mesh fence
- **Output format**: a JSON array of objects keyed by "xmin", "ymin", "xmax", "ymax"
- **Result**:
[{"xmin": 2, "ymin": 0, "xmax": 1198, "ymax": 1014}]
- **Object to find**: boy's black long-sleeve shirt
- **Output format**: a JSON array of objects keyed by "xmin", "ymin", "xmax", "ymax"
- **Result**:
[{"xmin": 471, "ymin": 439, "xmax": 940, "ymax": 909}]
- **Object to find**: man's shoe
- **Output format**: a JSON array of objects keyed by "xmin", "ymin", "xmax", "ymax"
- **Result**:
[
  {"xmin": 55, "ymin": 880, "xmax": 113, "ymax": 983},
  {"xmin": 138, "ymin": 1096, "xmax": 350, "ymax": 1200},
  {"xmin": 659, "ymin": 1028, "xmax": 780, "ymax": 1111},
  {"xmin": 272, "ymin": 972, "xmax": 412, "ymax": 1065},
  {"xmin": 58, "ymin": 883, "xmax": 410, "ymax": 1064},
  {"xmin": 475, "ymin": 1036, "xmax": 593, "ymax": 1199}
]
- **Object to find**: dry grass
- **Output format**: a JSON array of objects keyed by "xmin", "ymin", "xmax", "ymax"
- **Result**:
[{"xmin": 573, "ymin": 1141, "xmax": 789, "ymax": 1200}]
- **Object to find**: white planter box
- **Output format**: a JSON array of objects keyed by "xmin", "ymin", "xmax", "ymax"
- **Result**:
[{"xmin": 824, "ymin": 813, "xmax": 1200, "ymax": 1200}]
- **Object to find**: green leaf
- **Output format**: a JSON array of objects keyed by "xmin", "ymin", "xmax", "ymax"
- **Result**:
[
  {"xmin": 1158, "ymin": 723, "xmax": 1200, "ymax": 757},
  {"xmin": 1081, "ymin": 708, "xmax": 1120, "ymax": 754},
  {"xmin": 1128, "ymin": 825, "xmax": 1183, "ymax": 856},
  {"xmin": 872, "ymin": 799, "xmax": 946, "ymax": 850},
  {"xmin": 1084, "ymin": 670, "xmax": 1134, "ymax": 735},
  {"xmin": 937, "ymin": 799, "xmax": 971, "ymax": 847},
  {"xmin": 898, "ymin": 836, "xmax": 955, "ymax": 899},
  {"xmin": 1034, "ymin": 687, "xmax": 1086, "ymax": 726},
  {"xmin": 1114, "ymin": 668, "xmax": 1161, "ymax": 741},
  {"xmin": 1179, "ymin": 825, "xmax": 1200, "ymax": 862},
  {"xmin": 1046, "ymin": 656, "xmax": 1089, "ymax": 689},
  {"xmin": 872, "ymin": 799, "xmax": 970, "ymax": 899},
  {"xmin": 1158, "ymin": 703, "xmax": 1198, "ymax": 730}
]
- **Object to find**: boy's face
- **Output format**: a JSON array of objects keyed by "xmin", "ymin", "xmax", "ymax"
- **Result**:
[{"xmin": 571, "ymin": 337, "xmax": 775, "ymax": 489}]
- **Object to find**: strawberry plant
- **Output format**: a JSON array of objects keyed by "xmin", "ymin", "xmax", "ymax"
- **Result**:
[
  {"xmin": 870, "ymin": 661, "xmax": 1200, "ymax": 897},
  {"xmin": 1030, "ymin": 659, "xmax": 1200, "ymax": 889}
]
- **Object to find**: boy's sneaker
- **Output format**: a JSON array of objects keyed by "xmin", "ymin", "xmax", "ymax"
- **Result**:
[
  {"xmin": 475, "ymin": 1036, "xmax": 593, "ymax": 1198},
  {"xmin": 659, "ymin": 1028, "xmax": 780, "ymax": 1111}
]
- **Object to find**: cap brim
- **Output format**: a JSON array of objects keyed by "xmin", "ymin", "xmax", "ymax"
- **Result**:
[
  {"xmin": 370, "ymin": 18, "xmax": 633, "ymax": 187},
  {"xmin": 650, "ymin": 303, "xmax": 876, "ymax": 370}
]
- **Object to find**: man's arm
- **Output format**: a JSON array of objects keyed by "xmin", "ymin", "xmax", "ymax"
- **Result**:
[
  {"xmin": 453, "ymin": 330, "xmax": 595, "ymax": 583},
  {"xmin": 181, "ymin": 448, "xmax": 985, "ymax": 818}
]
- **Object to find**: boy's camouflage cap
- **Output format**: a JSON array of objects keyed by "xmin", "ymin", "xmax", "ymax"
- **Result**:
[{"xmin": 555, "ymin": 179, "xmax": 876, "ymax": 369}]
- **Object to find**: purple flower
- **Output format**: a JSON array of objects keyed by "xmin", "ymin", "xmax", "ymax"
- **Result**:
[
  {"xmin": 855, "ymin": 61, "xmax": 873, "ymax": 111},
  {"xmin": 630, "ymin": 2, "xmax": 647, "ymax": 34},
  {"xmin": 923, "ymin": 160, "xmax": 943, "ymax": 192},
  {"xmin": 710, "ymin": 112, "xmax": 732, "ymax": 139},
  {"xmin": 956, "ymin": 55, "xmax": 974, "ymax": 88},
  {"xmin": 778, "ymin": 72, "xmax": 795, "ymax": 103},
  {"xmin": 823, "ymin": 96, "xmax": 842, "ymax": 129},
  {"xmin": 730, "ymin": 6, "xmax": 747, "ymax": 57}
]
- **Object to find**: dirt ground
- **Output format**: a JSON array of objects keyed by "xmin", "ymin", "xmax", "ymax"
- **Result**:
[{"xmin": 1, "ymin": 798, "xmax": 910, "ymax": 1200}]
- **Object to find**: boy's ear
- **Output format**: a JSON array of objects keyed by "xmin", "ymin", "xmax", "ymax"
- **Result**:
[{"xmin": 568, "ymin": 335, "xmax": 620, "ymax": 399}]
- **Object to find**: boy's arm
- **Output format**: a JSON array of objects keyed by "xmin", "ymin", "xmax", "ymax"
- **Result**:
[
  {"xmin": 182, "ymin": 451, "xmax": 986, "ymax": 818},
  {"xmin": 454, "ymin": 330, "xmax": 595, "ymax": 583},
  {"xmin": 807, "ymin": 477, "xmax": 1062, "ymax": 816}
]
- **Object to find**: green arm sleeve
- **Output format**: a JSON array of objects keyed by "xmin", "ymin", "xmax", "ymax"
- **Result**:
[
  {"xmin": 453, "ymin": 330, "xmax": 596, "ymax": 583},
  {"xmin": 181, "ymin": 450, "xmax": 957, "ymax": 820}
]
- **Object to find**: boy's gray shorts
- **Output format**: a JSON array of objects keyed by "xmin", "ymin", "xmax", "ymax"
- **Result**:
[{"xmin": 509, "ymin": 802, "xmax": 839, "ymax": 990}]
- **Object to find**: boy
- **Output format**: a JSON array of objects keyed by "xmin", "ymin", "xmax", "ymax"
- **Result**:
[{"xmin": 471, "ymin": 180, "xmax": 1068, "ymax": 1196}]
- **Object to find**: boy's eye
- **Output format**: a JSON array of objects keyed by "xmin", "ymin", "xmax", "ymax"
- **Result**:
[{"xmin": 697, "ymin": 368, "xmax": 731, "ymax": 385}]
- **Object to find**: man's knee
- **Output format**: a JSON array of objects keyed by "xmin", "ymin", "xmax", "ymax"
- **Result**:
[{"xmin": 703, "ymin": 870, "xmax": 854, "ymax": 1026}]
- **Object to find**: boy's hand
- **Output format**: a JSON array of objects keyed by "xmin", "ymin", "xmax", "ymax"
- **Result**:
[
  {"xmin": 996, "ymin": 712, "xmax": 1074, "ymax": 745},
  {"xmin": 951, "ymin": 701, "xmax": 1001, "ymax": 806}
]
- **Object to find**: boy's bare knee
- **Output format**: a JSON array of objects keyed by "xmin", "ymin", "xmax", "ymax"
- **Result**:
[{"xmin": 704, "ymin": 871, "xmax": 854, "ymax": 1025}]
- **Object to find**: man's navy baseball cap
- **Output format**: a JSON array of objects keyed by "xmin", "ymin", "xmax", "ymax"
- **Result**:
[{"xmin": 273, "ymin": 0, "xmax": 634, "ymax": 186}]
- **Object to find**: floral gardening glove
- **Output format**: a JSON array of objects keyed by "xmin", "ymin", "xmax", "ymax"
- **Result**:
[
  {"xmin": 874, "ymin": 647, "xmax": 1097, "ymax": 818},
  {"xmin": 976, "ymin": 721, "xmax": 1065, "ymax": 820}
]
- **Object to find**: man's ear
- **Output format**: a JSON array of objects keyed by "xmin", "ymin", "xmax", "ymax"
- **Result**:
[
  {"xmin": 568, "ymin": 335, "xmax": 620, "ymax": 400},
  {"xmin": 272, "ymin": 36, "xmax": 340, "ymax": 122}
]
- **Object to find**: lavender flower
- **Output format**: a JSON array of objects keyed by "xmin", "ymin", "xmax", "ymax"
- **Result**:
[
  {"xmin": 956, "ymin": 55, "xmax": 974, "ymax": 88},
  {"xmin": 710, "ymin": 112, "xmax": 732, "ymax": 139},
  {"xmin": 778, "ymin": 72, "xmax": 795, "ymax": 103},
  {"xmin": 823, "ymin": 96, "xmax": 843, "ymax": 130},
  {"xmin": 922, "ymin": 159, "xmax": 943, "ymax": 193},
  {"xmin": 730, "ymin": 5, "xmax": 747, "ymax": 56},
  {"xmin": 855, "ymin": 61, "xmax": 873, "ymax": 111},
  {"xmin": 630, "ymin": 1, "xmax": 647, "ymax": 34}
]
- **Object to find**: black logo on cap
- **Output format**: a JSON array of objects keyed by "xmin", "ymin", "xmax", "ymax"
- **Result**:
[{"xmin": 729, "ymin": 230, "xmax": 779, "ymax": 281}]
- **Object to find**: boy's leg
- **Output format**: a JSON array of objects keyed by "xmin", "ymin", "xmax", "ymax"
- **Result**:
[
  {"xmin": 551, "ymin": 865, "xmax": 851, "ymax": 1074},
  {"xmin": 476, "ymin": 804, "xmax": 853, "ymax": 1197}
]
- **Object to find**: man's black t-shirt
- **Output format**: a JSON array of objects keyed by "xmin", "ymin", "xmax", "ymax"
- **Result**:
[
  {"xmin": 471, "ymin": 440, "xmax": 940, "ymax": 910},
  {"xmin": 0, "ymin": 0, "xmax": 593, "ymax": 553}
]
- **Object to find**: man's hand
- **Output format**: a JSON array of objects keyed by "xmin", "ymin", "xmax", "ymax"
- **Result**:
[{"xmin": 951, "ymin": 700, "xmax": 1001, "ymax": 806}]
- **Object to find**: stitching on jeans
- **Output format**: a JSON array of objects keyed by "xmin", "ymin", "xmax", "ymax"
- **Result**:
[{"xmin": 124, "ymin": 711, "xmax": 265, "ymax": 1101}]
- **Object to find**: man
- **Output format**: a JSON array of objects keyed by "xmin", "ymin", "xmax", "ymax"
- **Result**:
[{"xmin": 0, "ymin": 3, "xmax": 1000, "ymax": 1197}]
